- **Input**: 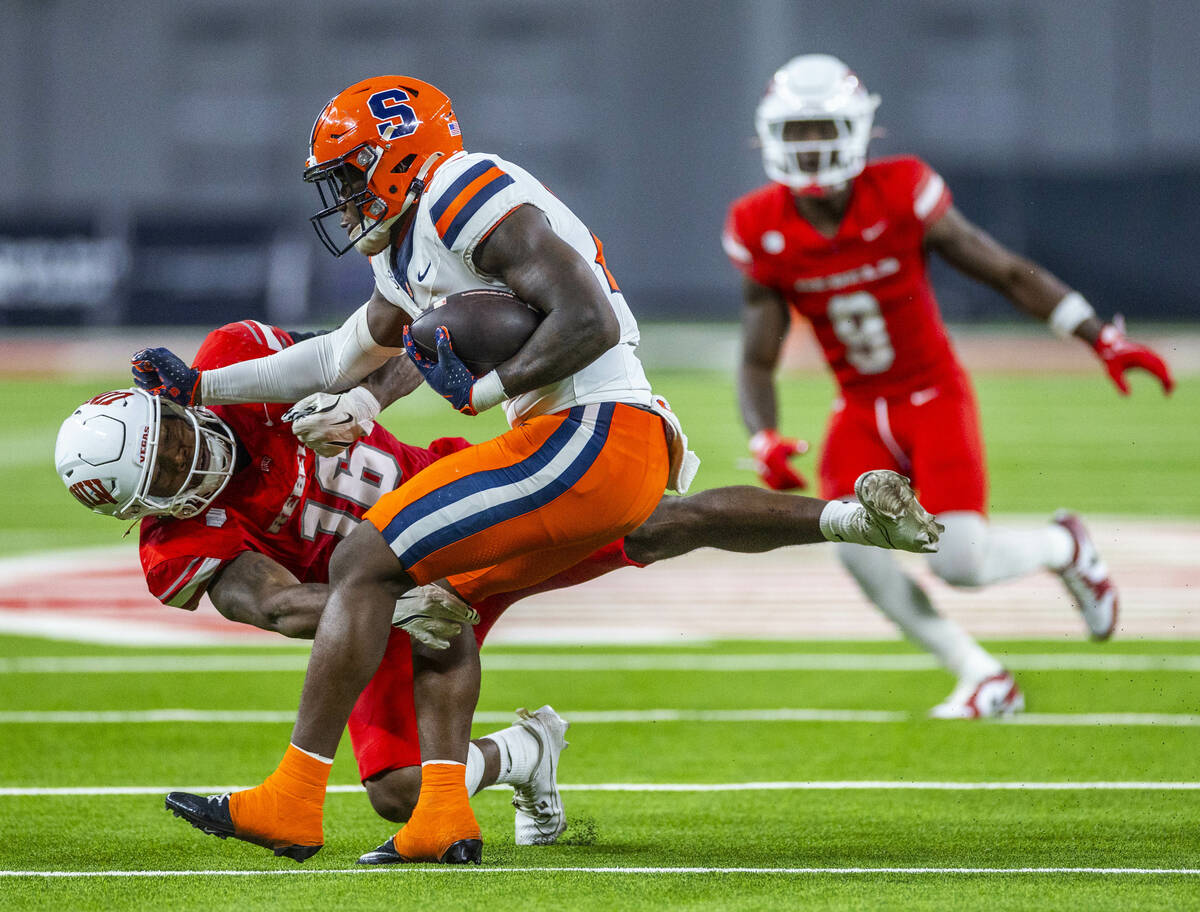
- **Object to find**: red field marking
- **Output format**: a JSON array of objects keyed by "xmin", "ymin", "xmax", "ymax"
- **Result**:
[{"xmin": 0, "ymin": 519, "xmax": 1197, "ymax": 646}]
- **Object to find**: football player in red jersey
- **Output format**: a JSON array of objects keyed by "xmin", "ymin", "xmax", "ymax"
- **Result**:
[
  {"xmin": 724, "ymin": 55, "xmax": 1174, "ymax": 719},
  {"xmin": 60, "ymin": 320, "xmax": 941, "ymax": 862}
]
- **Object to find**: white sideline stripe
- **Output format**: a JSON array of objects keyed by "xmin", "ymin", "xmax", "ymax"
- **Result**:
[
  {"xmin": 3, "ymin": 781, "xmax": 1199, "ymax": 797},
  {"xmin": 2, "ymin": 867, "xmax": 1198, "ymax": 878},
  {"xmin": 7, "ymin": 652, "xmax": 1200, "ymax": 673},
  {"xmin": 2, "ymin": 708, "xmax": 1200, "ymax": 726}
]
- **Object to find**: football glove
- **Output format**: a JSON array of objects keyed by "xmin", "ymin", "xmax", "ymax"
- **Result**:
[
  {"xmin": 1093, "ymin": 315, "xmax": 1174, "ymax": 396},
  {"xmin": 130, "ymin": 347, "xmax": 202, "ymax": 406},
  {"xmin": 283, "ymin": 387, "xmax": 381, "ymax": 456},
  {"xmin": 749, "ymin": 428, "xmax": 809, "ymax": 491},
  {"xmin": 391, "ymin": 585, "xmax": 481, "ymax": 651},
  {"xmin": 403, "ymin": 324, "xmax": 488, "ymax": 415}
]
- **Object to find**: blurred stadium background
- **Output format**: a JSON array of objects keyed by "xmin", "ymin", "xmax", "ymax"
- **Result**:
[{"xmin": 2, "ymin": 0, "xmax": 1198, "ymax": 330}]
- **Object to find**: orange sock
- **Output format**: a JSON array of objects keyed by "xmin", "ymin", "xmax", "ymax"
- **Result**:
[
  {"xmin": 228, "ymin": 743, "xmax": 330, "ymax": 848},
  {"xmin": 392, "ymin": 762, "xmax": 481, "ymax": 861}
]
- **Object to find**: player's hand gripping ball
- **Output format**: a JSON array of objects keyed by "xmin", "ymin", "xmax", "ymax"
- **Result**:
[
  {"xmin": 403, "ymin": 324, "xmax": 488, "ymax": 415},
  {"xmin": 407, "ymin": 288, "xmax": 542, "ymax": 376}
]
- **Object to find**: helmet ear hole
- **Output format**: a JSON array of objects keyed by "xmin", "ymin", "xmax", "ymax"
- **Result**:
[{"xmin": 392, "ymin": 154, "xmax": 417, "ymax": 174}]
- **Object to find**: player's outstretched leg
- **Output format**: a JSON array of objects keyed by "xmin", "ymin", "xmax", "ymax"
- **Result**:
[
  {"xmin": 929, "ymin": 670, "xmax": 1025, "ymax": 720},
  {"xmin": 358, "ymin": 762, "xmax": 481, "ymax": 864},
  {"xmin": 164, "ymin": 744, "xmax": 328, "ymax": 862},
  {"xmin": 845, "ymin": 470, "xmax": 943, "ymax": 553},
  {"xmin": 1052, "ymin": 511, "xmax": 1118, "ymax": 640}
]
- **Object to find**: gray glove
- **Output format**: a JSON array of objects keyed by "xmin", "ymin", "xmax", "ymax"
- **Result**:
[{"xmin": 283, "ymin": 387, "xmax": 381, "ymax": 456}]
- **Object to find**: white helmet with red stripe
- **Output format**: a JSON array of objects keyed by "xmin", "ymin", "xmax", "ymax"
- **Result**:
[
  {"xmin": 55, "ymin": 388, "xmax": 236, "ymax": 520},
  {"xmin": 755, "ymin": 54, "xmax": 880, "ymax": 192}
]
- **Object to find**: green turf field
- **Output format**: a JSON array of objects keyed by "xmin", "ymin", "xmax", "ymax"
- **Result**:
[
  {"xmin": 8, "ymin": 368, "xmax": 1197, "ymax": 557},
  {"xmin": 3, "ymin": 368, "xmax": 1197, "ymax": 907},
  {"xmin": 2, "ymin": 636, "xmax": 1199, "ymax": 909}
]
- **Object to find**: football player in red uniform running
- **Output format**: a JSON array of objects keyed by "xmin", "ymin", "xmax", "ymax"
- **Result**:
[
  {"xmin": 724, "ymin": 55, "xmax": 1174, "ymax": 719},
  {"xmin": 58, "ymin": 320, "xmax": 941, "ymax": 862}
]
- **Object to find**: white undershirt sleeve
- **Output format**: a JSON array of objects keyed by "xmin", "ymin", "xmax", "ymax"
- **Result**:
[{"xmin": 199, "ymin": 303, "xmax": 405, "ymax": 405}]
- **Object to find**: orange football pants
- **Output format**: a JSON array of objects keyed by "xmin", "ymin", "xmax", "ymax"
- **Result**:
[{"xmin": 364, "ymin": 402, "xmax": 668, "ymax": 591}]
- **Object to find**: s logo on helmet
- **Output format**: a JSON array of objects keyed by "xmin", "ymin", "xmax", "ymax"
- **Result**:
[{"xmin": 367, "ymin": 89, "xmax": 418, "ymax": 141}]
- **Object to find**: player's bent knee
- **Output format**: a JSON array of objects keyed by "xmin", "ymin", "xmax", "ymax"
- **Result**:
[
  {"xmin": 927, "ymin": 512, "xmax": 990, "ymax": 588},
  {"xmin": 926, "ymin": 536, "xmax": 989, "ymax": 587},
  {"xmin": 364, "ymin": 766, "xmax": 422, "ymax": 822}
]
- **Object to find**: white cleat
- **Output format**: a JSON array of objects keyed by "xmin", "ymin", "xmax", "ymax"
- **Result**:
[
  {"xmin": 929, "ymin": 670, "xmax": 1025, "ymax": 720},
  {"xmin": 853, "ymin": 470, "xmax": 944, "ymax": 554},
  {"xmin": 511, "ymin": 705, "xmax": 569, "ymax": 846},
  {"xmin": 1053, "ymin": 510, "xmax": 1118, "ymax": 640}
]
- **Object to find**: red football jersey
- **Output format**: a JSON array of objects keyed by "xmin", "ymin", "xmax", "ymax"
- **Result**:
[
  {"xmin": 724, "ymin": 156, "xmax": 966, "ymax": 399},
  {"xmin": 140, "ymin": 320, "xmax": 469, "ymax": 609}
]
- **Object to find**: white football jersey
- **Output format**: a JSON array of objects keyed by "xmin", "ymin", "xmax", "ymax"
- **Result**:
[{"xmin": 369, "ymin": 150, "xmax": 652, "ymax": 424}]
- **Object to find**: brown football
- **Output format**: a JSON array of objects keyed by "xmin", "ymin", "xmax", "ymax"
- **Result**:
[{"xmin": 409, "ymin": 288, "xmax": 543, "ymax": 375}]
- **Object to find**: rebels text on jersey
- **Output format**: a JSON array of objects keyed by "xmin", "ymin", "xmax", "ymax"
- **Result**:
[
  {"xmin": 140, "ymin": 320, "xmax": 468, "ymax": 609},
  {"xmin": 724, "ymin": 156, "xmax": 966, "ymax": 400}
]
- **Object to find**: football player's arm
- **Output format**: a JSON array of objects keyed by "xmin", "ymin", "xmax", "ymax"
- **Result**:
[
  {"xmin": 283, "ymin": 308, "xmax": 424, "ymax": 455},
  {"xmin": 924, "ymin": 206, "xmax": 1084, "ymax": 333},
  {"xmin": 738, "ymin": 277, "xmax": 809, "ymax": 491},
  {"xmin": 738, "ymin": 276, "xmax": 789, "ymax": 435},
  {"xmin": 192, "ymin": 288, "xmax": 410, "ymax": 405},
  {"xmin": 205, "ymin": 552, "xmax": 327, "ymax": 639},
  {"xmin": 472, "ymin": 204, "xmax": 620, "ymax": 396},
  {"xmin": 926, "ymin": 206, "xmax": 1173, "ymax": 394}
]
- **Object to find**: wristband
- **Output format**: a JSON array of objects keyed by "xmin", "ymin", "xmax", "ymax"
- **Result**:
[
  {"xmin": 470, "ymin": 370, "xmax": 507, "ymax": 413},
  {"xmin": 1048, "ymin": 292, "xmax": 1096, "ymax": 339}
]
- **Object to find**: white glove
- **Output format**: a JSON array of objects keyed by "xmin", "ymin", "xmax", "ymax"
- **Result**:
[
  {"xmin": 283, "ymin": 387, "xmax": 381, "ymax": 456},
  {"xmin": 391, "ymin": 585, "xmax": 481, "ymax": 650}
]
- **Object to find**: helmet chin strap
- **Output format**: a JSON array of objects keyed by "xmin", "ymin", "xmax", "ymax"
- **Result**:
[{"xmin": 355, "ymin": 151, "xmax": 446, "ymax": 255}]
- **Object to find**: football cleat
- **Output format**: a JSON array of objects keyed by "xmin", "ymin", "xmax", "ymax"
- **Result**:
[
  {"xmin": 928, "ymin": 671, "xmax": 1025, "ymax": 720},
  {"xmin": 357, "ymin": 835, "xmax": 482, "ymax": 865},
  {"xmin": 853, "ymin": 470, "xmax": 943, "ymax": 554},
  {"xmin": 511, "ymin": 705, "xmax": 570, "ymax": 846},
  {"xmin": 1053, "ymin": 510, "xmax": 1118, "ymax": 640},
  {"xmin": 164, "ymin": 792, "xmax": 322, "ymax": 863}
]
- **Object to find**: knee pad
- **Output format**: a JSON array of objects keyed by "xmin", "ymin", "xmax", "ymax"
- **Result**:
[{"xmin": 927, "ymin": 511, "xmax": 989, "ymax": 588}]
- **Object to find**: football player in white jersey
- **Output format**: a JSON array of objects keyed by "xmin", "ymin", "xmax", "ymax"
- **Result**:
[{"xmin": 126, "ymin": 75, "xmax": 697, "ymax": 866}]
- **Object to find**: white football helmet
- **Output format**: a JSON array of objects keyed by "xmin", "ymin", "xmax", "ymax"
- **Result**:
[
  {"xmin": 55, "ymin": 388, "xmax": 236, "ymax": 520},
  {"xmin": 755, "ymin": 54, "xmax": 880, "ymax": 192}
]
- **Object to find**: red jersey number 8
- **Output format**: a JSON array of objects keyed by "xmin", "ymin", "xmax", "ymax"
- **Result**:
[{"xmin": 828, "ymin": 291, "xmax": 895, "ymax": 375}]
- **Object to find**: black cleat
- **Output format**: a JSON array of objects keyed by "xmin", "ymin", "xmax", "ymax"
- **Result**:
[
  {"xmin": 356, "ymin": 836, "xmax": 482, "ymax": 865},
  {"xmin": 440, "ymin": 839, "xmax": 483, "ymax": 864},
  {"xmin": 165, "ymin": 792, "xmax": 235, "ymax": 839},
  {"xmin": 357, "ymin": 837, "xmax": 403, "ymax": 865},
  {"xmin": 164, "ymin": 791, "xmax": 322, "ymax": 863}
]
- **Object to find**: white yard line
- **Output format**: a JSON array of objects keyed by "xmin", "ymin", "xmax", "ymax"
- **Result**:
[
  {"xmin": 3, "ymin": 781, "xmax": 1199, "ymax": 797},
  {"xmin": 2, "ymin": 708, "xmax": 1199, "ymax": 726},
  {"xmin": 1, "ymin": 866, "xmax": 1198, "ymax": 877},
  {"xmin": 6, "ymin": 652, "xmax": 1200, "ymax": 674}
]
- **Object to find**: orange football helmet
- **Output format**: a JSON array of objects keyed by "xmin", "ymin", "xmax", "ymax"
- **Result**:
[{"xmin": 303, "ymin": 76, "xmax": 464, "ymax": 256}]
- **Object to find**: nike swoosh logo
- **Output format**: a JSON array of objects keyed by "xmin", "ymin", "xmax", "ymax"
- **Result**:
[{"xmin": 416, "ymin": 263, "xmax": 431, "ymax": 282}]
